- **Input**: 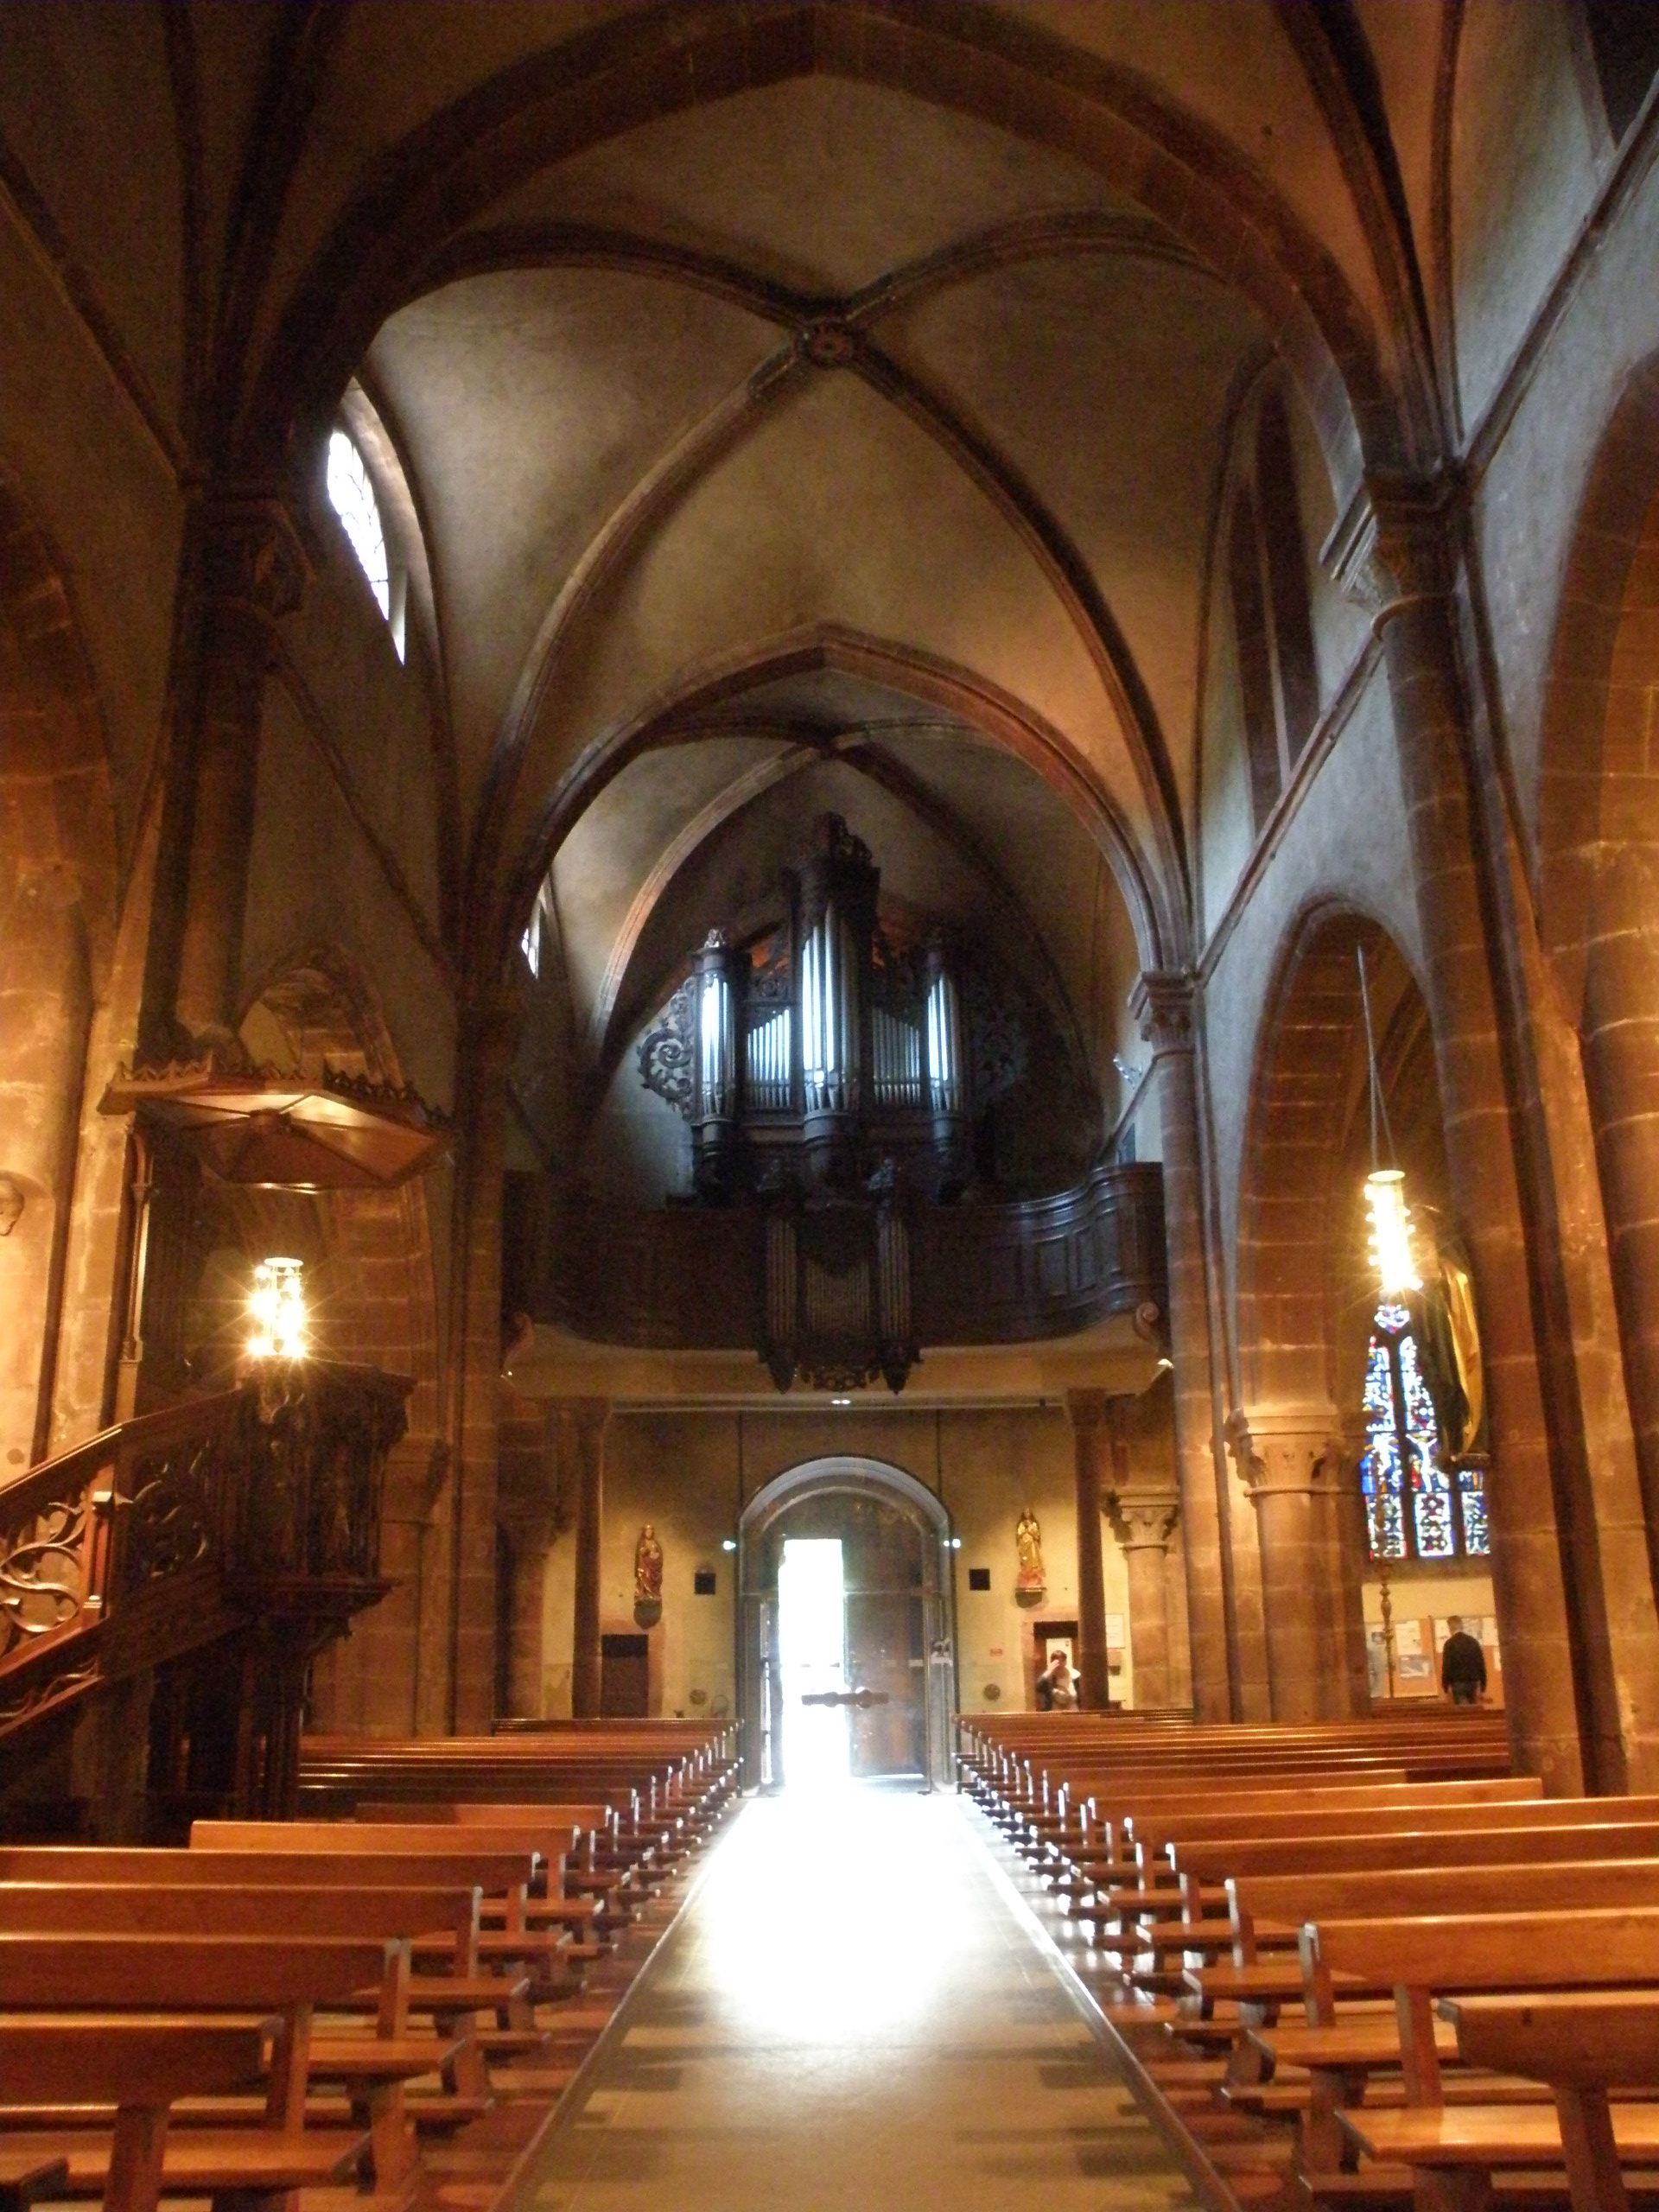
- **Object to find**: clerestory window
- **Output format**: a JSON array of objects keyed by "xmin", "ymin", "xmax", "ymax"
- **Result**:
[
  {"xmin": 1229, "ymin": 388, "xmax": 1319, "ymax": 836},
  {"xmin": 327, "ymin": 429, "xmax": 404, "ymax": 658}
]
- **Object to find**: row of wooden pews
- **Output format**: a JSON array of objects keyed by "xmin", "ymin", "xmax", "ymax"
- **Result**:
[
  {"xmin": 963, "ymin": 1711, "xmax": 1659, "ymax": 2212},
  {"xmin": 0, "ymin": 1721, "xmax": 739, "ymax": 2212}
]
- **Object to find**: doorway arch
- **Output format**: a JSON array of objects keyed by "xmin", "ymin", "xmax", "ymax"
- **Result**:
[{"xmin": 737, "ymin": 1457, "xmax": 957, "ymax": 1792}]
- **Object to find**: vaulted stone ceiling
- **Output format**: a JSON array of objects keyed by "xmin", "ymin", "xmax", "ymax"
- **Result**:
[{"xmin": 1, "ymin": 0, "xmax": 1464, "ymax": 1153}]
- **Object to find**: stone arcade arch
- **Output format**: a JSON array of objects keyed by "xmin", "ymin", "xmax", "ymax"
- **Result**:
[
  {"xmin": 736, "ymin": 1455, "xmax": 957, "ymax": 1792},
  {"xmin": 1233, "ymin": 905, "xmax": 1449, "ymax": 1723}
]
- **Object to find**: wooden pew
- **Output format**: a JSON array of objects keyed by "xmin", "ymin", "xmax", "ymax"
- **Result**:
[
  {"xmin": 0, "ymin": 1881, "xmax": 483, "ymax": 2166},
  {"xmin": 190, "ymin": 1820, "xmax": 601, "ymax": 1980},
  {"xmin": 0, "ymin": 2018, "xmax": 265, "ymax": 2212},
  {"xmin": 1445, "ymin": 1991, "xmax": 1659, "ymax": 2212},
  {"xmin": 0, "ymin": 1935, "xmax": 395, "ymax": 2208},
  {"xmin": 1300, "ymin": 1908, "xmax": 1659, "ymax": 2207}
]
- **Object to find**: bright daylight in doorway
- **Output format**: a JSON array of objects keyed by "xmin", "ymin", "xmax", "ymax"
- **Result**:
[{"xmin": 777, "ymin": 1537, "xmax": 849, "ymax": 1791}]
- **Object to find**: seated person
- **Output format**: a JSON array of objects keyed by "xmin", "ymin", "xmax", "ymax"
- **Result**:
[{"xmin": 1037, "ymin": 1647, "xmax": 1078, "ymax": 1711}]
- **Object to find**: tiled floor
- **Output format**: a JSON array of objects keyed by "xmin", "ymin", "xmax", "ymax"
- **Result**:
[{"xmin": 513, "ymin": 1785, "xmax": 1202, "ymax": 2211}]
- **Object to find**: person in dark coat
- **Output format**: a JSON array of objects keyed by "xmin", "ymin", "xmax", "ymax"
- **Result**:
[{"xmin": 1440, "ymin": 1616, "xmax": 1488, "ymax": 1705}]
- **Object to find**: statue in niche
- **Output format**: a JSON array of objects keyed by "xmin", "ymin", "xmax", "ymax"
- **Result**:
[
  {"xmin": 633, "ymin": 1522, "xmax": 664, "ymax": 1628},
  {"xmin": 1014, "ymin": 1506, "xmax": 1046, "ymax": 1605}
]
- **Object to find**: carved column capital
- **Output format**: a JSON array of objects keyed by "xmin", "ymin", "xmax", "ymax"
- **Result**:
[
  {"xmin": 1225, "ymin": 1405, "xmax": 1348, "ymax": 1498},
  {"xmin": 556, "ymin": 1396, "xmax": 612, "ymax": 1446},
  {"xmin": 1114, "ymin": 1495, "xmax": 1179, "ymax": 1553},
  {"xmin": 1325, "ymin": 471, "xmax": 1461, "ymax": 628},
  {"xmin": 199, "ymin": 489, "xmax": 312, "ymax": 622},
  {"xmin": 1129, "ymin": 969, "xmax": 1196, "ymax": 1056}
]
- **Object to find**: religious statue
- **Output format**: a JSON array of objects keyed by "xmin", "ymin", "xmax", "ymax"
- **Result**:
[
  {"xmin": 1014, "ymin": 1506, "xmax": 1046, "ymax": 1604},
  {"xmin": 635, "ymin": 1523, "xmax": 664, "ymax": 1602},
  {"xmin": 633, "ymin": 1522, "xmax": 664, "ymax": 1627}
]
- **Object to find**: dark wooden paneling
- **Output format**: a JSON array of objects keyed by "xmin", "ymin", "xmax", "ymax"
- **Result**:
[{"xmin": 503, "ymin": 1163, "xmax": 1166, "ymax": 1353}]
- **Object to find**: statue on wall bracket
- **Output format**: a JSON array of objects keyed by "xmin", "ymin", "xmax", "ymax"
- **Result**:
[
  {"xmin": 633, "ymin": 1522, "xmax": 664, "ymax": 1628},
  {"xmin": 1014, "ymin": 1506, "xmax": 1046, "ymax": 1605}
]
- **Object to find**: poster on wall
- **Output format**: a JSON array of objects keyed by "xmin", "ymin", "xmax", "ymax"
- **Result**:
[
  {"xmin": 1391, "ymin": 1616, "xmax": 1431, "ymax": 1681},
  {"xmin": 1105, "ymin": 1613, "xmax": 1125, "ymax": 1671},
  {"xmin": 1432, "ymin": 1616, "xmax": 1502, "ymax": 1672}
]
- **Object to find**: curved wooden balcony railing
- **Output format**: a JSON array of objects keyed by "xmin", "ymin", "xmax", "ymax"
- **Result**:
[{"xmin": 0, "ymin": 1362, "xmax": 409, "ymax": 1747}]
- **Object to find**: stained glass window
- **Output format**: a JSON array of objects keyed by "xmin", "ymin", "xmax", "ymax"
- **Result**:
[{"xmin": 1359, "ymin": 1300, "xmax": 1489, "ymax": 1561}]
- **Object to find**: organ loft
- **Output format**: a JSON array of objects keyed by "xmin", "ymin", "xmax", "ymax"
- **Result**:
[{"xmin": 1, "ymin": 5, "xmax": 1658, "ymax": 2210}]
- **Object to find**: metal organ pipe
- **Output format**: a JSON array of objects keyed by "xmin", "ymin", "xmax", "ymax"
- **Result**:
[
  {"xmin": 746, "ymin": 1007, "xmax": 791, "ymax": 1112},
  {"xmin": 926, "ymin": 968, "xmax": 963, "ymax": 1115},
  {"xmin": 801, "ymin": 900, "xmax": 860, "ymax": 1116}
]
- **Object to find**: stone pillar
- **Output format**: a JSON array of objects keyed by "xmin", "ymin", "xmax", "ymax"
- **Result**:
[
  {"xmin": 1130, "ymin": 972, "xmax": 1234, "ymax": 1719},
  {"xmin": 1321, "ymin": 1435, "xmax": 1374, "ymax": 1716},
  {"xmin": 562, "ymin": 1398, "xmax": 610, "ymax": 1721},
  {"xmin": 1064, "ymin": 1390, "xmax": 1112, "ymax": 1711},
  {"xmin": 1116, "ymin": 1497, "xmax": 1179, "ymax": 1708},
  {"xmin": 447, "ymin": 1003, "xmax": 513, "ymax": 1732},
  {"xmin": 498, "ymin": 1396, "xmax": 560, "ymax": 1720},
  {"xmin": 141, "ymin": 495, "xmax": 308, "ymax": 1053},
  {"xmin": 499, "ymin": 1512, "xmax": 552, "ymax": 1719},
  {"xmin": 1225, "ymin": 1408, "xmax": 1349, "ymax": 1722},
  {"xmin": 1338, "ymin": 480, "xmax": 1636, "ymax": 1789},
  {"xmin": 0, "ymin": 881, "xmax": 90, "ymax": 1471}
]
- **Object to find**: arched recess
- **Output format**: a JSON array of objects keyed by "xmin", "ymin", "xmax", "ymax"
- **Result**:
[
  {"xmin": 1234, "ymin": 903, "xmax": 1456, "ymax": 1720},
  {"xmin": 496, "ymin": 626, "xmax": 1174, "ymax": 993},
  {"xmin": 158, "ymin": 944, "xmax": 445, "ymax": 1735},
  {"xmin": 0, "ymin": 467, "xmax": 118, "ymax": 1474},
  {"xmin": 736, "ymin": 1455, "xmax": 955, "ymax": 1791},
  {"xmin": 1535, "ymin": 353, "xmax": 1659, "ymax": 1599}
]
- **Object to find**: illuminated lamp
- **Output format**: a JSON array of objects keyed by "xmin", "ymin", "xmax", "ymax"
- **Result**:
[
  {"xmin": 248, "ymin": 1256, "xmax": 308, "ymax": 1361},
  {"xmin": 1365, "ymin": 1167, "xmax": 1421, "ymax": 1300}
]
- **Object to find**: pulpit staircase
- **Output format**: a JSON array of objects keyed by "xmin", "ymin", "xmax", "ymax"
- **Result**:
[{"xmin": 0, "ymin": 1362, "xmax": 407, "ymax": 1820}]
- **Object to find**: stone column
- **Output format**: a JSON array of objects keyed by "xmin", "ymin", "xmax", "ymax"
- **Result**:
[
  {"xmin": 1321, "ymin": 1435, "xmax": 1375, "ymax": 1716},
  {"xmin": 1115, "ymin": 1497, "xmax": 1179, "ymax": 1708},
  {"xmin": 1338, "ymin": 480, "xmax": 1633, "ymax": 1789},
  {"xmin": 1225, "ymin": 1408, "xmax": 1350, "ymax": 1722},
  {"xmin": 1130, "ymin": 972, "xmax": 1234, "ymax": 1719},
  {"xmin": 447, "ymin": 1001, "xmax": 513, "ymax": 1732},
  {"xmin": 562, "ymin": 1398, "xmax": 610, "ymax": 1721},
  {"xmin": 1064, "ymin": 1390, "xmax": 1112, "ymax": 1711},
  {"xmin": 498, "ymin": 1397, "xmax": 560, "ymax": 1720},
  {"xmin": 499, "ymin": 1510, "xmax": 553, "ymax": 1719},
  {"xmin": 141, "ymin": 495, "xmax": 309, "ymax": 1053}
]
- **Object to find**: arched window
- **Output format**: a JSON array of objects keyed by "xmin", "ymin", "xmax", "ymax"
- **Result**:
[
  {"xmin": 1227, "ymin": 386, "xmax": 1319, "ymax": 836},
  {"xmin": 1359, "ymin": 1299, "xmax": 1489, "ymax": 1561},
  {"xmin": 327, "ymin": 429, "xmax": 391, "ymax": 626}
]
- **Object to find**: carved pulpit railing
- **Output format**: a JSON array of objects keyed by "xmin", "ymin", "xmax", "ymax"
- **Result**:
[{"xmin": 0, "ymin": 1361, "xmax": 408, "ymax": 1808}]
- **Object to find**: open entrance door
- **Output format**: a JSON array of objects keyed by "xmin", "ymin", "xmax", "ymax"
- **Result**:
[{"xmin": 740, "ymin": 1458, "xmax": 955, "ymax": 1790}]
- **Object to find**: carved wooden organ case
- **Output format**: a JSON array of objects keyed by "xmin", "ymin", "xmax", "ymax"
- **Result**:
[{"xmin": 637, "ymin": 814, "xmax": 976, "ymax": 1392}]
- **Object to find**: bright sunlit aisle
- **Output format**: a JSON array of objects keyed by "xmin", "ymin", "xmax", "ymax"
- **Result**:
[{"xmin": 516, "ymin": 1788, "xmax": 1202, "ymax": 2212}]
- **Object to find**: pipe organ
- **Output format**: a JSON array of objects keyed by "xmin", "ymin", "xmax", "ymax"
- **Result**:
[{"xmin": 662, "ymin": 814, "xmax": 972, "ymax": 1204}]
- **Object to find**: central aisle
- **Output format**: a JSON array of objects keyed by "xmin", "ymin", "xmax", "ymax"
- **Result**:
[{"xmin": 516, "ymin": 1788, "xmax": 1200, "ymax": 2212}]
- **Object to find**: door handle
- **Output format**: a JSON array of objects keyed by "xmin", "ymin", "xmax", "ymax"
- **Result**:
[{"xmin": 801, "ymin": 1687, "xmax": 891, "ymax": 1708}]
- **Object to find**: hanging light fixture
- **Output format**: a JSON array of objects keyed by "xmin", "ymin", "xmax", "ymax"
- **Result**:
[
  {"xmin": 248, "ymin": 1256, "xmax": 308, "ymax": 1360},
  {"xmin": 1365, "ymin": 1167, "xmax": 1421, "ymax": 1299},
  {"xmin": 1357, "ymin": 947, "xmax": 1419, "ymax": 1299}
]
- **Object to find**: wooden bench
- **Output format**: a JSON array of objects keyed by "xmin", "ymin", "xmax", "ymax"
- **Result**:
[
  {"xmin": 0, "ymin": 2017, "xmax": 267, "ymax": 2212},
  {"xmin": 0, "ymin": 1934, "xmax": 395, "ymax": 2209},
  {"xmin": 1303, "ymin": 1908, "xmax": 1659, "ymax": 2208},
  {"xmin": 1445, "ymin": 1990, "xmax": 1659, "ymax": 2212},
  {"xmin": 0, "ymin": 1880, "xmax": 486, "ymax": 2162}
]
